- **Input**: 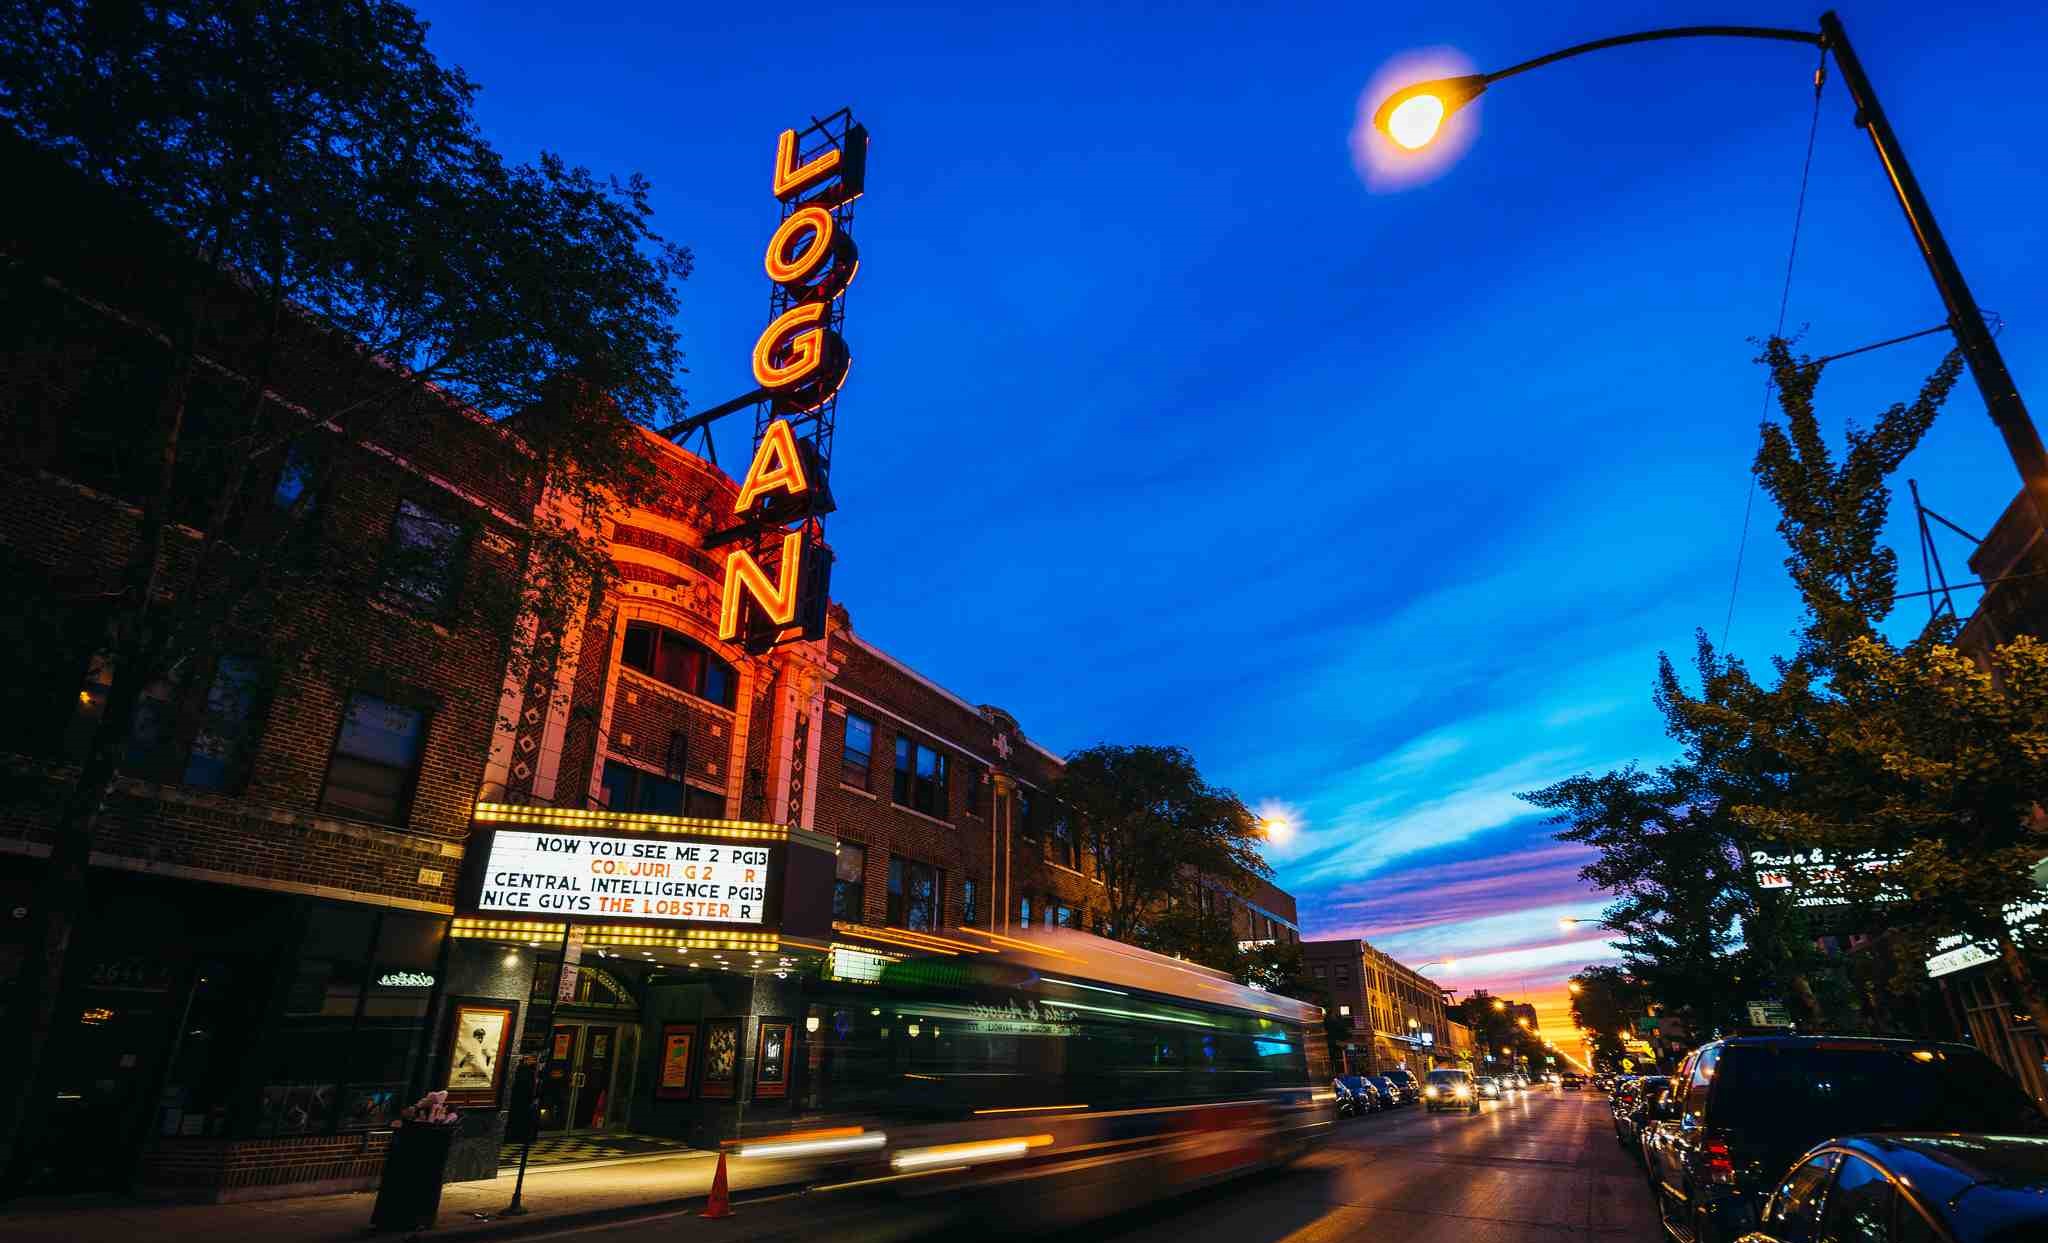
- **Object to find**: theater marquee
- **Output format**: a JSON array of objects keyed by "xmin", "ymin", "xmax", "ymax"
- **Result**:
[{"xmin": 475, "ymin": 829, "xmax": 774, "ymax": 925}]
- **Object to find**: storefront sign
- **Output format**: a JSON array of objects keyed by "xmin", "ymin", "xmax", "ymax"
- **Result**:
[
  {"xmin": 1924, "ymin": 899, "xmax": 2046, "ymax": 979},
  {"xmin": 376, "ymin": 971, "xmax": 435, "ymax": 989},
  {"xmin": 828, "ymin": 946, "xmax": 890, "ymax": 983},
  {"xmin": 475, "ymin": 829, "xmax": 773, "ymax": 925}
]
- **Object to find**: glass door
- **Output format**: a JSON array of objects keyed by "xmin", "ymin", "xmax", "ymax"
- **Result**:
[
  {"xmin": 572, "ymin": 1024, "xmax": 618, "ymax": 1130},
  {"xmin": 539, "ymin": 1024, "xmax": 579, "ymax": 1132}
]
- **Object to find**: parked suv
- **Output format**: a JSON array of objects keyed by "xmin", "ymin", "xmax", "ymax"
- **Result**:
[
  {"xmin": 1644, "ymin": 1036, "xmax": 2045, "ymax": 1243},
  {"xmin": 1382, "ymin": 1067, "xmax": 1420, "ymax": 1104}
]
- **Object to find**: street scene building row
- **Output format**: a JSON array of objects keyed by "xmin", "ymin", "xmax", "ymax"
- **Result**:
[{"xmin": 0, "ymin": 139, "xmax": 1299, "ymax": 1201}]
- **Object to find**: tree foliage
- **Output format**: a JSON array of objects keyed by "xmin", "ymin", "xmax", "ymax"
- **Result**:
[
  {"xmin": 1518, "ymin": 338, "xmax": 2048, "ymax": 1043},
  {"xmin": 1047, "ymin": 743, "xmax": 1270, "ymax": 945},
  {"xmin": 0, "ymin": 0, "xmax": 689, "ymax": 1185}
]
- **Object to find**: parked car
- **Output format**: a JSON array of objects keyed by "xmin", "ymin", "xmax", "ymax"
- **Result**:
[
  {"xmin": 1383, "ymin": 1067, "xmax": 1420, "ymax": 1104},
  {"xmin": 1741, "ymin": 1133, "xmax": 2048, "ymax": 1243},
  {"xmin": 1644, "ymin": 1036, "xmax": 2046, "ymax": 1243},
  {"xmin": 1561, "ymin": 1072, "xmax": 1584, "ymax": 1090},
  {"xmin": 1424, "ymin": 1068, "xmax": 1480, "ymax": 1114},
  {"xmin": 1368, "ymin": 1074, "xmax": 1407, "ymax": 1107},
  {"xmin": 1614, "ymin": 1076, "xmax": 1671, "ymax": 1156},
  {"xmin": 1475, "ymin": 1075, "xmax": 1504, "ymax": 1101},
  {"xmin": 1334, "ymin": 1075, "xmax": 1383, "ymax": 1116}
]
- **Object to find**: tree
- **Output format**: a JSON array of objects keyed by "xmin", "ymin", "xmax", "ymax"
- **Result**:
[
  {"xmin": 1568, "ymin": 967, "xmax": 1646, "ymax": 1068},
  {"xmin": 1660, "ymin": 342, "xmax": 2048, "ymax": 1026},
  {"xmin": 1047, "ymin": 744, "xmax": 1270, "ymax": 945},
  {"xmin": 1522, "ymin": 341, "xmax": 2005, "ymax": 1042},
  {"xmin": 1524, "ymin": 765, "xmax": 1749, "ymax": 1034},
  {"xmin": 0, "ymin": 0, "xmax": 688, "ymax": 1181}
]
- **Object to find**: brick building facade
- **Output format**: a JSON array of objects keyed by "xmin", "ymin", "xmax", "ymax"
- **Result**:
[
  {"xmin": 1303, "ymin": 939, "xmax": 1451, "ymax": 1080},
  {"xmin": 1, "ymin": 140, "xmax": 1306, "ymax": 1203}
]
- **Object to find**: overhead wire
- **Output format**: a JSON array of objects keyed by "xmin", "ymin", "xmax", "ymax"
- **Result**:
[{"xmin": 1720, "ymin": 45, "xmax": 1829, "ymax": 651}]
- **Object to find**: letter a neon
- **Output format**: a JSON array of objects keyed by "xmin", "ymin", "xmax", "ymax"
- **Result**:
[
  {"xmin": 733, "ymin": 419, "xmax": 810, "ymax": 515},
  {"xmin": 719, "ymin": 529, "xmax": 804, "ymax": 641}
]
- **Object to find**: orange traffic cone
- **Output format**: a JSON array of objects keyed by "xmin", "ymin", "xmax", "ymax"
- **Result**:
[{"xmin": 700, "ymin": 1150, "xmax": 733, "ymax": 1219}]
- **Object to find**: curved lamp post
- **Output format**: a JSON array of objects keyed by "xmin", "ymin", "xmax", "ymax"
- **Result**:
[
  {"xmin": 1371, "ymin": 11, "xmax": 2048, "ymax": 527},
  {"xmin": 1558, "ymin": 914, "xmax": 1618, "ymax": 932}
]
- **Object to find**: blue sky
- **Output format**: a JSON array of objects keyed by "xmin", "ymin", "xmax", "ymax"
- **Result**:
[{"xmin": 411, "ymin": 0, "xmax": 2048, "ymax": 1038}]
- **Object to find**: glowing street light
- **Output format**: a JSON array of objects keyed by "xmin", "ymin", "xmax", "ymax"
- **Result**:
[
  {"xmin": 1371, "ymin": 74, "xmax": 1486, "ymax": 151},
  {"xmin": 1412, "ymin": 958, "xmax": 1457, "ymax": 973},
  {"xmin": 1568, "ymin": 981, "xmax": 1583, "ymax": 995},
  {"xmin": 1365, "ymin": 14, "xmax": 2048, "ymax": 524},
  {"xmin": 1559, "ymin": 915, "xmax": 1616, "ymax": 932}
]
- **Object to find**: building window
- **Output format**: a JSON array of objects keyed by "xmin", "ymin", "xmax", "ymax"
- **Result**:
[
  {"xmin": 1052, "ymin": 903, "xmax": 1074, "ymax": 928},
  {"xmin": 379, "ymin": 500, "xmax": 466, "ymax": 614},
  {"xmin": 620, "ymin": 621, "xmax": 736, "ymax": 708},
  {"xmin": 1049, "ymin": 805, "xmax": 1077, "ymax": 869},
  {"xmin": 1339, "ymin": 1005, "xmax": 1351, "ymax": 1017},
  {"xmin": 1019, "ymin": 896, "xmax": 1032, "ymax": 928},
  {"xmin": 834, "ymin": 843, "xmax": 866, "ymax": 921},
  {"xmin": 1017, "ymin": 787, "xmax": 1038, "ymax": 841},
  {"xmin": 962, "ymin": 879, "xmax": 980, "ymax": 925},
  {"xmin": 891, "ymin": 736, "xmax": 948, "ymax": 819},
  {"xmin": 600, "ymin": 759, "xmax": 720, "ymax": 816},
  {"xmin": 841, "ymin": 711, "xmax": 873, "ymax": 788},
  {"xmin": 886, "ymin": 858, "xmax": 940, "ymax": 930},
  {"xmin": 965, "ymin": 764, "xmax": 986, "ymax": 816},
  {"xmin": 183, "ymin": 655, "xmax": 261, "ymax": 789},
  {"xmin": 319, "ymin": 693, "xmax": 428, "ymax": 824}
]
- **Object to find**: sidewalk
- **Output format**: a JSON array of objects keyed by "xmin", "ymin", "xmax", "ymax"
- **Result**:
[{"xmin": 1, "ymin": 1148, "xmax": 808, "ymax": 1243}]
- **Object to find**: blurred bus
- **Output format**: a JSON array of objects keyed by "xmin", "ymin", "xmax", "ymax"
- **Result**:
[{"xmin": 734, "ymin": 925, "xmax": 1335, "ymax": 1226}]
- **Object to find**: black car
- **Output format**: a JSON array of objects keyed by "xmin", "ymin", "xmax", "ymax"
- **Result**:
[
  {"xmin": 1368, "ymin": 1074, "xmax": 1407, "ymax": 1106},
  {"xmin": 1383, "ymin": 1067, "xmax": 1420, "ymax": 1104},
  {"xmin": 1561, "ymin": 1072, "xmax": 1584, "ymax": 1090},
  {"xmin": 1743, "ymin": 1133, "xmax": 2048, "ymax": 1243},
  {"xmin": 1614, "ymin": 1077, "xmax": 1671, "ymax": 1157},
  {"xmin": 1334, "ymin": 1075, "xmax": 1383, "ymax": 1116},
  {"xmin": 1644, "ymin": 1036, "xmax": 2045, "ymax": 1243}
]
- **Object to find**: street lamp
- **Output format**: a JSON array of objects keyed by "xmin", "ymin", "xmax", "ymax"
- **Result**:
[
  {"xmin": 1558, "ymin": 915, "xmax": 1616, "ymax": 932},
  {"xmin": 1369, "ymin": 12, "xmax": 2048, "ymax": 527},
  {"xmin": 1411, "ymin": 959, "xmax": 1457, "ymax": 973}
]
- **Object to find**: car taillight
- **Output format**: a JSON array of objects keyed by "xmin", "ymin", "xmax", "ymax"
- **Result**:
[{"xmin": 1703, "ymin": 1133, "xmax": 1736, "ymax": 1185}]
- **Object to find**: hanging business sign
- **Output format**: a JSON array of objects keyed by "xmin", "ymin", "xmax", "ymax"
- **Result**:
[
  {"xmin": 473, "ymin": 828, "xmax": 775, "ymax": 926},
  {"xmin": 719, "ymin": 112, "xmax": 867, "ymax": 652}
]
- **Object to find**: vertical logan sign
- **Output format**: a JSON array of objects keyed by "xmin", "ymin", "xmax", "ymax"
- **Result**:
[{"xmin": 717, "ymin": 111, "xmax": 868, "ymax": 652}]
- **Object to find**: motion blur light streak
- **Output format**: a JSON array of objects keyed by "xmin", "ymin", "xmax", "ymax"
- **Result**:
[{"xmin": 890, "ymin": 1134, "xmax": 1054, "ymax": 1171}]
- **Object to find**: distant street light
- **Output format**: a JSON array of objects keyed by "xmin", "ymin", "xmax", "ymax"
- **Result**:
[
  {"xmin": 1367, "ymin": 12, "xmax": 2048, "ymax": 527},
  {"xmin": 1568, "ymin": 981, "xmax": 1583, "ymax": 995},
  {"xmin": 1412, "ymin": 959, "xmax": 1456, "ymax": 973},
  {"xmin": 1491, "ymin": 999, "xmax": 1505, "ymax": 1012},
  {"xmin": 1558, "ymin": 915, "xmax": 1617, "ymax": 932}
]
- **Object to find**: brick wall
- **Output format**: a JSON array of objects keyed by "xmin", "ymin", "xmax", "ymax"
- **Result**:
[{"xmin": 134, "ymin": 1132, "xmax": 393, "ymax": 1203}]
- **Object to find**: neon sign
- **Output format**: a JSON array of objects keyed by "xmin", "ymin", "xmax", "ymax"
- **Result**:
[{"xmin": 722, "ymin": 115, "xmax": 866, "ymax": 650}]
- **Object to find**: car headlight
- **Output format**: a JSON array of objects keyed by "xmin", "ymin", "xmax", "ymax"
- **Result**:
[
  {"xmin": 1453, "ymin": 1085, "xmax": 1471, "ymax": 1098},
  {"xmin": 1425, "ymin": 1086, "xmax": 1439, "ymax": 1097}
]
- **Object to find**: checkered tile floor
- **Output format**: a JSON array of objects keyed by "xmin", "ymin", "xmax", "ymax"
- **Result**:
[{"xmin": 499, "ymin": 1130, "xmax": 702, "ymax": 1169}]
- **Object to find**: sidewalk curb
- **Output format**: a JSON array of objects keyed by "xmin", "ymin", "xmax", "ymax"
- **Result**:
[{"xmin": 409, "ymin": 1183, "xmax": 805, "ymax": 1243}]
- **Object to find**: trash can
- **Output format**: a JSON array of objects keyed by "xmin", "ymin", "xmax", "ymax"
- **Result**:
[{"xmin": 370, "ymin": 1124, "xmax": 456, "ymax": 1231}]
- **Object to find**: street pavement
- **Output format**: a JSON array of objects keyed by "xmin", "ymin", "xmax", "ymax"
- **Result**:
[
  {"xmin": 1076, "ymin": 1086, "xmax": 1661, "ymax": 1243},
  {"xmin": 1, "ymin": 1088, "xmax": 1659, "ymax": 1243},
  {"xmin": 556, "ymin": 1086, "xmax": 1662, "ymax": 1243}
]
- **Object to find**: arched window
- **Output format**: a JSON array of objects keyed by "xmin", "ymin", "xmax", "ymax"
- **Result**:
[{"xmin": 620, "ymin": 621, "xmax": 736, "ymax": 707}]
